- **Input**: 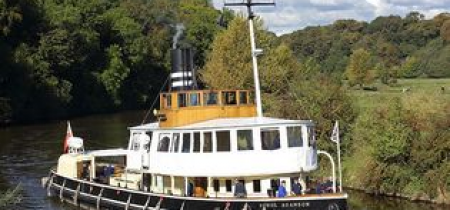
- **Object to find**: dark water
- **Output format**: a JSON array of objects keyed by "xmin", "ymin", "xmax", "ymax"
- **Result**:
[{"xmin": 0, "ymin": 111, "xmax": 447, "ymax": 210}]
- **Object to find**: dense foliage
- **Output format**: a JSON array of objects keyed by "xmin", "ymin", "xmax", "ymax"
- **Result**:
[
  {"xmin": 346, "ymin": 94, "xmax": 450, "ymax": 201},
  {"xmin": 281, "ymin": 12, "xmax": 450, "ymax": 84},
  {"xmin": 0, "ymin": 0, "xmax": 223, "ymax": 124}
]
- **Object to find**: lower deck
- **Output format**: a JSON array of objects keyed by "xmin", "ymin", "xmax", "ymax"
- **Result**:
[{"xmin": 45, "ymin": 171, "xmax": 348, "ymax": 210}]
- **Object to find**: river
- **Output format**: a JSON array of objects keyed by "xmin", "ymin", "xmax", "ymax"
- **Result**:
[{"xmin": 0, "ymin": 111, "xmax": 446, "ymax": 210}]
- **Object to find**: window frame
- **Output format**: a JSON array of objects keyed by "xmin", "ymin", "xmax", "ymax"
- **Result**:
[
  {"xmin": 189, "ymin": 92, "xmax": 201, "ymax": 106},
  {"xmin": 216, "ymin": 130, "xmax": 231, "ymax": 152},
  {"xmin": 193, "ymin": 132, "xmax": 201, "ymax": 153},
  {"xmin": 157, "ymin": 133, "xmax": 171, "ymax": 152},
  {"xmin": 181, "ymin": 133, "xmax": 191, "ymax": 153},
  {"xmin": 171, "ymin": 133, "xmax": 180, "ymax": 152},
  {"xmin": 260, "ymin": 128, "xmax": 281, "ymax": 151},
  {"xmin": 204, "ymin": 92, "xmax": 219, "ymax": 106},
  {"xmin": 203, "ymin": 132, "xmax": 213, "ymax": 153},
  {"xmin": 287, "ymin": 126, "xmax": 303, "ymax": 148},
  {"xmin": 237, "ymin": 129, "xmax": 254, "ymax": 151}
]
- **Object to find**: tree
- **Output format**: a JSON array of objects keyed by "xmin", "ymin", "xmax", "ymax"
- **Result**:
[
  {"xmin": 441, "ymin": 20, "xmax": 450, "ymax": 42},
  {"xmin": 179, "ymin": 1, "xmax": 221, "ymax": 67},
  {"xmin": 0, "ymin": 0, "xmax": 23, "ymax": 36},
  {"xmin": 98, "ymin": 45, "xmax": 130, "ymax": 105},
  {"xmin": 200, "ymin": 16, "xmax": 272, "ymax": 89},
  {"xmin": 345, "ymin": 48, "xmax": 374, "ymax": 88},
  {"xmin": 399, "ymin": 56, "xmax": 421, "ymax": 78}
]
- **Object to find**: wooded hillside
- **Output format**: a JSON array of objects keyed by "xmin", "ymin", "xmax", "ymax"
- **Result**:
[{"xmin": 0, "ymin": 0, "xmax": 223, "ymax": 124}]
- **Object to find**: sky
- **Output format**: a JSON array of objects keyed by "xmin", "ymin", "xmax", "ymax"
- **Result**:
[{"xmin": 212, "ymin": 0, "xmax": 450, "ymax": 35}]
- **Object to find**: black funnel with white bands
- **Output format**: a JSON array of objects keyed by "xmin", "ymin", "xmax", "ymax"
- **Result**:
[{"xmin": 170, "ymin": 48, "xmax": 197, "ymax": 91}]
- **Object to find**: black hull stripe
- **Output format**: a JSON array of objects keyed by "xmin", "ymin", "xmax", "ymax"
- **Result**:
[{"xmin": 47, "ymin": 171, "xmax": 348, "ymax": 210}]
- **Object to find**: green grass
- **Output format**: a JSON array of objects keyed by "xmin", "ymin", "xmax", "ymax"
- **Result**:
[{"xmin": 347, "ymin": 78, "xmax": 450, "ymax": 111}]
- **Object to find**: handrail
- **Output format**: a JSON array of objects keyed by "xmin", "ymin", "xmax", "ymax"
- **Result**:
[
  {"xmin": 50, "ymin": 170, "xmax": 347, "ymax": 202},
  {"xmin": 317, "ymin": 150, "xmax": 336, "ymax": 193}
]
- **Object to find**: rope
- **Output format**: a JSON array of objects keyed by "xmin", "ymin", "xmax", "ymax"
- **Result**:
[{"xmin": 141, "ymin": 74, "xmax": 171, "ymax": 125}]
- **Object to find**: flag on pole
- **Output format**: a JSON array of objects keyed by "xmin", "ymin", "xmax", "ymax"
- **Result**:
[
  {"xmin": 63, "ymin": 121, "xmax": 73, "ymax": 153},
  {"xmin": 330, "ymin": 121, "xmax": 339, "ymax": 143}
]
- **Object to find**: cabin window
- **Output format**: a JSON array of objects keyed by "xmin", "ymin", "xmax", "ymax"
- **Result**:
[
  {"xmin": 213, "ymin": 179, "xmax": 220, "ymax": 192},
  {"xmin": 178, "ymin": 93, "xmax": 187, "ymax": 107},
  {"xmin": 157, "ymin": 134, "xmax": 170, "ymax": 152},
  {"xmin": 163, "ymin": 94, "xmax": 172, "ymax": 108},
  {"xmin": 216, "ymin": 131, "xmax": 231, "ymax": 152},
  {"xmin": 131, "ymin": 134, "xmax": 140, "ymax": 151},
  {"xmin": 287, "ymin": 126, "xmax": 303, "ymax": 147},
  {"xmin": 204, "ymin": 92, "xmax": 218, "ymax": 105},
  {"xmin": 203, "ymin": 132, "xmax": 212, "ymax": 153},
  {"xmin": 261, "ymin": 129, "xmax": 281, "ymax": 150},
  {"xmin": 182, "ymin": 133, "xmax": 191, "ymax": 153},
  {"xmin": 225, "ymin": 180, "xmax": 232, "ymax": 192},
  {"xmin": 253, "ymin": 180, "xmax": 261, "ymax": 192},
  {"xmin": 171, "ymin": 133, "xmax": 180, "ymax": 152},
  {"xmin": 239, "ymin": 91, "xmax": 248, "ymax": 104},
  {"xmin": 144, "ymin": 132, "xmax": 152, "ymax": 151},
  {"xmin": 193, "ymin": 132, "xmax": 201, "ymax": 153},
  {"xmin": 189, "ymin": 93, "xmax": 200, "ymax": 106},
  {"xmin": 237, "ymin": 130, "xmax": 253, "ymax": 151},
  {"xmin": 222, "ymin": 91, "xmax": 237, "ymax": 105},
  {"xmin": 307, "ymin": 126, "xmax": 316, "ymax": 149}
]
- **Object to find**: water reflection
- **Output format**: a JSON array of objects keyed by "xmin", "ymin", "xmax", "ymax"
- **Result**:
[
  {"xmin": 348, "ymin": 190, "xmax": 447, "ymax": 210},
  {"xmin": 0, "ymin": 111, "xmax": 446, "ymax": 210}
]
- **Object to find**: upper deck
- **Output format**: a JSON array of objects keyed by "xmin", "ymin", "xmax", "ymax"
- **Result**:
[{"xmin": 159, "ymin": 90, "xmax": 257, "ymax": 128}]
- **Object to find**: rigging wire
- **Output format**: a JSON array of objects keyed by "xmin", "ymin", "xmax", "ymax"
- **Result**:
[{"xmin": 141, "ymin": 74, "xmax": 171, "ymax": 125}]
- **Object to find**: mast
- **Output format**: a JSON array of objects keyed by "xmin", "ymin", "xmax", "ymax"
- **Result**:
[{"xmin": 224, "ymin": 0, "xmax": 275, "ymax": 118}]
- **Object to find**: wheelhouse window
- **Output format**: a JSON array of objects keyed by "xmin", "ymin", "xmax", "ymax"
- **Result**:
[
  {"xmin": 237, "ymin": 130, "xmax": 253, "ymax": 151},
  {"xmin": 203, "ymin": 132, "xmax": 212, "ymax": 153},
  {"xmin": 216, "ymin": 131, "xmax": 231, "ymax": 152},
  {"xmin": 157, "ymin": 134, "xmax": 170, "ymax": 152},
  {"xmin": 181, "ymin": 133, "xmax": 191, "ymax": 153},
  {"xmin": 171, "ymin": 133, "xmax": 180, "ymax": 152},
  {"xmin": 178, "ymin": 93, "xmax": 187, "ymax": 108},
  {"xmin": 307, "ymin": 126, "xmax": 316, "ymax": 149},
  {"xmin": 287, "ymin": 126, "xmax": 303, "ymax": 147},
  {"xmin": 193, "ymin": 132, "xmax": 201, "ymax": 153},
  {"xmin": 249, "ymin": 91, "xmax": 255, "ymax": 104},
  {"xmin": 189, "ymin": 92, "xmax": 200, "ymax": 106},
  {"xmin": 222, "ymin": 91, "xmax": 237, "ymax": 105},
  {"xmin": 163, "ymin": 94, "xmax": 171, "ymax": 108},
  {"xmin": 261, "ymin": 128, "xmax": 281, "ymax": 150},
  {"xmin": 239, "ymin": 91, "xmax": 248, "ymax": 104},
  {"xmin": 204, "ymin": 92, "xmax": 218, "ymax": 105}
]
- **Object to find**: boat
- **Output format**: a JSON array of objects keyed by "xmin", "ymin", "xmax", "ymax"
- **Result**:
[{"xmin": 42, "ymin": 1, "xmax": 348, "ymax": 209}]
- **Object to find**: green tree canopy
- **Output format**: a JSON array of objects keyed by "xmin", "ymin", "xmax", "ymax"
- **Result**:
[{"xmin": 345, "ymin": 48, "xmax": 374, "ymax": 88}]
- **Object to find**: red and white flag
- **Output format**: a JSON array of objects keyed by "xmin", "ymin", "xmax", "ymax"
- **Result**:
[{"xmin": 63, "ymin": 121, "xmax": 73, "ymax": 153}]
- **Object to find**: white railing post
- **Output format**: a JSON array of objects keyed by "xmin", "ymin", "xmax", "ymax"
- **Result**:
[{"xmin": 317, "ymin": 150, "xmax": 336, "ymax": 193}]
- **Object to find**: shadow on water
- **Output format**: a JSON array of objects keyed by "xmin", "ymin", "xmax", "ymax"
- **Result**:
[
  {"xmin": 348, "ymin": 189, "xmax": 448, "ymax": 210},
  {"xmin": 0, "ymin": 111, "xmax": 447, "ymax": 210}
]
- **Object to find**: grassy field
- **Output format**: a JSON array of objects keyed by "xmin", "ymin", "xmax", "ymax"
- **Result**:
[{"xmin": 347, "ymin": 78, "xmax": 450, "ymax": 111}]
